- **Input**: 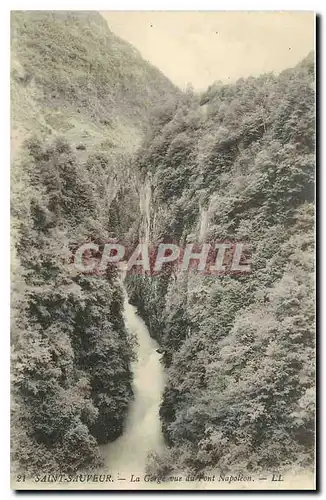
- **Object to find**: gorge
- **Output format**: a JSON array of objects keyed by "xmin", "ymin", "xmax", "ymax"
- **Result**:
[{"xmin": 11, "ymin": 10, "xmax": 315, "ymax": 484}]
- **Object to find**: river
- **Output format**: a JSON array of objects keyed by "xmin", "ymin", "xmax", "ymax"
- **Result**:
[{"xmin": 101, "ymin": 285, "xmax": 165, "ymax": 478}]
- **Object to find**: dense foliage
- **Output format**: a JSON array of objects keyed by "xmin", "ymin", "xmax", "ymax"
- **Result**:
[
  {"xmin": 11, "ymin": 11, "xmax": 179, "ymax": 475},
  {"xmin": 11, "ymin": 138, "xmax": 137, "ymax": 474},
  {"xmin": 11, "ymin": 10, "xmax": 315, "ymax": 479},
  {"xmin": 127, "ymin": 52, "xmax": 315, "ymax": 475}
]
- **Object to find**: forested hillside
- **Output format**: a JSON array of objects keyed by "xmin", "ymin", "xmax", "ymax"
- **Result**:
[
  {"xmin": 11, "ymin": 10, "xmax": 315, "ymax": 480},
  {"xmin": 11, "ymin": 11, "xmax": 179, "ymax": 474},
  {"xmin": 127, "ymin": 52, "xmax": 315, "ymax": 475},
  {"xmin": 11, "ymin": 11, "xmax": 179, "ymax": 154}
]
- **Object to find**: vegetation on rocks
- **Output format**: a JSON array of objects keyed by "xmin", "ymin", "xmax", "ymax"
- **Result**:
[{"xmin": 127, "ymin": 52, "xmax": 315, "ymax": 475}]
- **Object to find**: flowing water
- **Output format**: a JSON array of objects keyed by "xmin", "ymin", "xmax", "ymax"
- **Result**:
[{"xmin": 102, "ymin": 286, "xmax": 165, "ymax": 477}]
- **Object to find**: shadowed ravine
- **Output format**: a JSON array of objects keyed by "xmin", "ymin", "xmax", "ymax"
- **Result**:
[{"xmin": 101, "ymin": 286, "xmax": 165, "ymax": 477}]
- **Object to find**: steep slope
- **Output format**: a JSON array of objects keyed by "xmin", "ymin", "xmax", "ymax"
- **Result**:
[
  {"xmin": 127, "ymin": 53, "xmax": 315, "ymax": 476},
  {"xmin": 11, "ymin": 10, "xmax": 179, "ymax": 155},
  {"xmin": 10, "ymin": 11, "xmax": 179, "ymax": 476}
]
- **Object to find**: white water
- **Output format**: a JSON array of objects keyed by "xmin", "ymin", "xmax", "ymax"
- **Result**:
[
  {"xmin": 198, "ymin": 196, "xmax": 217, "ymax": 241},
  {"xmin": 101, "ymin": 287, "xmax": 165, "ymax": 476},
  {"xmin": 139, "ymin": 179, "xmax": 151, "ymax": 242},
  {"xmin": 199, "ymin": 208, "xmax": 209, "ymax": 241}
]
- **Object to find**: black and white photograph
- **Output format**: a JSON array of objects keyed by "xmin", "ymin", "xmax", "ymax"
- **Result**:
[{"xmin": 10, "ymin": 10, "xmax": 316, "ymax": 491}]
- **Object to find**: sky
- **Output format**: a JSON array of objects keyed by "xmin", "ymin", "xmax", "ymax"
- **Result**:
[{"xmin": 101, "ymin": 11, "xmax": 315, "ymax": 90}]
